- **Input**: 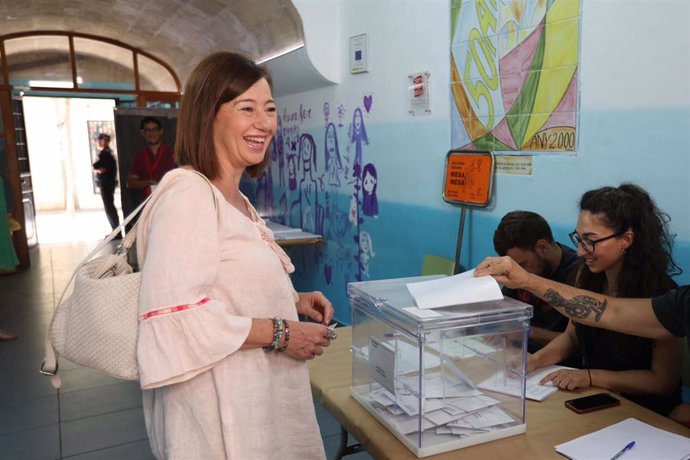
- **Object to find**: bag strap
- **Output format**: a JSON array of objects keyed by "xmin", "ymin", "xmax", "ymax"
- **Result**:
[{"xmin": 41, "ymin": 170, "xmax": 219, "ymax": 387}]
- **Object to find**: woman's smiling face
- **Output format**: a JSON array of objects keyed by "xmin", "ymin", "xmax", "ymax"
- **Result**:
[
  {"xmin": 213, "ymin": 77, "xmax": 276, "ymax": 171},
  {"xmin": 575, "ymin": 210, "xmax": 630, "ymax": 275}
]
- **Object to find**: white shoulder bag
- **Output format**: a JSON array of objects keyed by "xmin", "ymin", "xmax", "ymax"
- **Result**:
[{"xmin": 41, "ymin": 171, "xmax": 218, "ymax": 389}]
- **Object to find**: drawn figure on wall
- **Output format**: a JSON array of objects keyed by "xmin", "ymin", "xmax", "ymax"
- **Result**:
[
  {"xmin": 348, "ymin": 195, "xmax": 358, "ymax": 227},
  {"xmin": 349, "ymin": 107, "xmax": 369, "ymax": 178},
  {"xmin": 361, "ymin": 163, "xmax": 378, "ymax": 218},
  {"xmin": 324, "ymin": 123, "xmax": 343, "ymax": 187},
  {"xmin": 255, "ymin": 163, "xmax": 273, "ymax": 216},
  {"xmin": 359, "ymin": 231, "xmax": 375, "ymax": 278},
  {"xmin": 287, "ymin": 154, "xmax": 297, "ymax": 191},
  {"xmin": 290, "ymin": 134, "xmax": 321, "ymax": 234},
  {"xmin": 272, "ymin": 115, "xmax": 286, "ymax": 187},
  {"xmin": 323, "ymin": 102, "xmax": 330, "ymax": 124},
  {"xmin": 336, "ymin": 104, "xmax": 346, "ymax": 127},
  {"xmin": 277, "ymin": 192, "xmax": 287, "ymax": 225}
]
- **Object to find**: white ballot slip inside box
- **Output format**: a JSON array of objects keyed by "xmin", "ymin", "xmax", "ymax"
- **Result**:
[
  {"xmin": 406, "ymin": 269, "xmax": 503, "ymax": 309},
  {"xmin": 478, "ymin": 365, "xmax": 575, "ymax": 402}
]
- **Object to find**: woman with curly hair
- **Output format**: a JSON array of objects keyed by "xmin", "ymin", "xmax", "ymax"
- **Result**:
[{"xmin": 528, "ymin": 183, "xmax": 682, "ymax": 416}]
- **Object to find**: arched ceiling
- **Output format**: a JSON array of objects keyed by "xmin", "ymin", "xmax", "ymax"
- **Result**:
[{"xmin": 0, "ymin": 0, "xmax": 306, "ymax": 88}]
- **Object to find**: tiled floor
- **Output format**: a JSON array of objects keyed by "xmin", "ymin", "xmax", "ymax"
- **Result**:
[{"xmin": 0, "ymin": 211, "xmax": 372, "ymax": 459}]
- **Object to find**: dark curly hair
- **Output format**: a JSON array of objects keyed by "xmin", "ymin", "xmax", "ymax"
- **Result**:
[{"xmin": 576, "ymin": 183, "xmax": 681, "ymax": 298}]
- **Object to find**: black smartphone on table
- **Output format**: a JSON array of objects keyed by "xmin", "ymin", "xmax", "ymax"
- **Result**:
[{"xmin": 564, "ymin": 393, "xmax": 620, "ymax": 414}]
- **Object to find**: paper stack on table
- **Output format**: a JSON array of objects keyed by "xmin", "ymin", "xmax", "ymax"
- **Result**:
[{"xmin": 555, "ymin": 417, "xmax": 690, "ymax": 460}]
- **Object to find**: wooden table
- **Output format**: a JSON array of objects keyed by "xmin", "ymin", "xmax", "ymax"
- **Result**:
[{"xmin": 309, "ymin": 327, "xmax": 690, "ymax": 459}]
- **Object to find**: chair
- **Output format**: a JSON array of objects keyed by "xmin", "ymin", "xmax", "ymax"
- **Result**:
[{"xmin": 420, "ymin": 254, "xmax": 456, "ymax": 276}]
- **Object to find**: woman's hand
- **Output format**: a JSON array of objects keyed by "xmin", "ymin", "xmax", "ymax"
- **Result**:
[
  {"xmin": 283, "ymin": 321, "xmax": 332, "ymax": 360},
  {"xmin": 296, "ymin": 291, "xmax": 334, "ymax": 325},
  {"xmin": 540, "ymin": 368, "xmax": 590, "ymax": 391},
  {"xmin": 474, "ymin": 256, "xmax": 531, "ymax": 289}
]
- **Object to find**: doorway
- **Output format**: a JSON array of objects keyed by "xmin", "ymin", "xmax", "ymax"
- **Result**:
[{"xmin": 22, "ymin": 96, "xmax": 120, "ymax": 243}]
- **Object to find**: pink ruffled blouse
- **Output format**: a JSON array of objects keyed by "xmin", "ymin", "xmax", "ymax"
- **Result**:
[{"xmin": 135, "ymin": 168, "xmax": 325, "ymax": 459}]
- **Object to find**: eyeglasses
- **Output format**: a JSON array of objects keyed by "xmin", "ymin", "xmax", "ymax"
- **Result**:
[{"xmin": 569, "ymin": 230, "xmax": 625, "ymax": 253}]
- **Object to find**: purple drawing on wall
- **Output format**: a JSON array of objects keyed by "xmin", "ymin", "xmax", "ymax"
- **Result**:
[
  {"xmin": 323, "ymin": 102, "xmax": 330, "ymax": 124},
  {"xmin": 361, "ymin": 163, "xmax": 378, "ymax": 218},
  {"xmin": 290, "ymin": 134, "xmax": 322, "ymax": 234},
  {"xmin": 255, "ymin": 163, "xmax": 273, "ymax": 216},
  {"xmin": 324, "ymin": 122, "xmax": 343, "ymax": 187},
  {"xmin": 287, "ymin": 154, "xmax": 297, "ymax": 191},
  {"xmin": 359, "ymin": 231, "xmax": 375, "ymax": 277},
  {"xmin": 349, "ymin": 107, "xmax": 369, "ymax": 178},
  {"xmin": 336, "ymin": 104, "xmax": 346, "ymax": 127},
  {"xmin": 277, "ymin": 192, "xmax": 287, "ymax": 224},
  {"xmin": 271, "ymin": 115, "xmax": 286, "ymax": 187},
  {"xmin": 363, "ymin": 94, "xmax": 373, "ymax": 113}
]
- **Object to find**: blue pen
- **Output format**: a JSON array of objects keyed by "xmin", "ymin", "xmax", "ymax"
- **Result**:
[{"xmin": 609, "ymin": 441, "xmax": 635, "ymax": 460}]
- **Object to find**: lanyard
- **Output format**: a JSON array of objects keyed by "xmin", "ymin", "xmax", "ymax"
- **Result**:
[{"xmin": 144, "ymin": 146, "xmax": 164, "ymax": 179}]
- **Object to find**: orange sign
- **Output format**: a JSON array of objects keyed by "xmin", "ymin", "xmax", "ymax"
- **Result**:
[{"xmin": 443, "ymin": 150, "xmax": 494, "ymax": 206}]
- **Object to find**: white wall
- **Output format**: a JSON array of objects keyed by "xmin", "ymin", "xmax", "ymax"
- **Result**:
[{"xmin": 262, "ymin": 0, "xmax": 690, "ymax": 321}]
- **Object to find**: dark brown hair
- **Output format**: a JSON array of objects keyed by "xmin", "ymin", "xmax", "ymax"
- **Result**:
[
  {"xmin": 493, "ymin": 210, "xmax": 555, "ymax": 256},
  {"xmin": 175, "ymin": 52, "xmax": 273, "ymax": 179},
  {"xmin": 576, "ymin": 183, "xmax": 681, "ymax": 297}
]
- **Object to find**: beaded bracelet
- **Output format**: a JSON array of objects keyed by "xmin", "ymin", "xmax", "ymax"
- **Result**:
[
  {"xmin": 277, "ymin": 320, "xmax": 290, "ymax": 352},
  {"xmin": 263, "ymin": 317, "xmax": 284, "ymax": 352}
]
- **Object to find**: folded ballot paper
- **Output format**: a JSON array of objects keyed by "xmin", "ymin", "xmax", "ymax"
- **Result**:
[{"xmin": 406, "ymin": 269, "xmax": 503, "ymax": 309}]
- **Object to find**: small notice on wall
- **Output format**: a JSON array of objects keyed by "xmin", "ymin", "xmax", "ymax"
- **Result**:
[
  {"xmin": 408, "ymin": 71, "xmax": 431, "ymax": 116},
  {"xmin": 495, "ymin": 155, "xmax": 533, "ymax": 176},
  {"xmin": 442, "ymin": 150, "xmax": 494, "ymax": 206}
]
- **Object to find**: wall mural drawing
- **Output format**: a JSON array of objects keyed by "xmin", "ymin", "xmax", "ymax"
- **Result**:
[
  {"xmin": 248, "ymin": 96, "xmax": 378, "ymax": 298},
  {"xmin": 290, "ymin": 133, "xmax": 322, "ymax": 235},
  {"xmin": 324, "ymin": 122, "xmax": 343, "ymax": 187},
  {"xmin": 362, "ymin": 163, "xmax": 378, "ymax": 218},
  {"xmin": 349, "ymin": 107, "xmax": 369, "ymax": 177},
  {"xmin": 272, "ymin": 116, "xmax": 286, "ymax": 187},
  {"xmin": 359, "ymin": 231, "xmax": 376, "ymax": 277},
  {"xmin": 450, "ymin": 0, "xmax": 580, "ymax": 152}
]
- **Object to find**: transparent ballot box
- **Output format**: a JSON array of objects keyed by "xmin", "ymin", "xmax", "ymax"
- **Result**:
[{"xmin": 349, "ymin": 276, "xmax": 532, "ymax": 458}]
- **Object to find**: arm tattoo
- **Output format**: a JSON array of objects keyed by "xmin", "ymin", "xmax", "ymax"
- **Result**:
[{"xmin": 543, "ymin": 289, "xmax": 607, "ymax": 322}]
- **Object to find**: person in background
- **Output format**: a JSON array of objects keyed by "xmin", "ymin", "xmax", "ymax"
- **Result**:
[
  {"xmin": 135, "ymin": 52, "xmax": 333, "ymax": 459},
  {"xmin": 126, "ymin": 116, "xmax": 176, "ymax": 198},
  {"xmin": 493, "ymin": 211, "xmax": 581, "ymax": 353},
  {"xmin": 491, "ymin": 184, "xmax": 683, "ymax": 416},
  {"xmin": 92, "ymin": 133, "xmax": 120, "ymax": 237}
]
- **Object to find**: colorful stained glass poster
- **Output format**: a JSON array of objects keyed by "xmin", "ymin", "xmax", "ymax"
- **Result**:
[{"xmin": 451, "ymin": 0, "xmax": 580, "ymax": 152}]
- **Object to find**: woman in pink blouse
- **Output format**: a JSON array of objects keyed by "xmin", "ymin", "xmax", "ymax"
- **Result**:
[{"xmin": 135, "ymin": 52, "xmax": 334, "ymax": 459}]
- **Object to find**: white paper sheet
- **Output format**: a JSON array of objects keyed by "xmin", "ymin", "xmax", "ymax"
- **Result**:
[
  {"xmin": 406, "ymin": 270, "xmax": 503, "ymax": 309},
  {"xmin": 555, "ymin": 418, "xmax": 690, "ymax": 460},
  {"xmin": 454, "ymin": 405, "xmax": 515, "ymax": 429}
]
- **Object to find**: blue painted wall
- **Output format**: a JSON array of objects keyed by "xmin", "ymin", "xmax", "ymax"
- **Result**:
[{"xmin": 247, "ymin": 0, "xmax": 690, "ymax": 324}]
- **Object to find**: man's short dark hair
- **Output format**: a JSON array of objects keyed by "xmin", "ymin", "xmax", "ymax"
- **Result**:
[
  {"xmin": 493, "ymin": 210, "xmax": 555, "ymax": 256},
  {"xmin": 140, "ymin": 116, "xmax": 161, "ymax": 130}
]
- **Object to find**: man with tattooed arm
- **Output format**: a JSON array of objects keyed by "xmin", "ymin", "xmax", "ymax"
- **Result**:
[{"xmin": 475, "ymin": 256, "xmax": 690, "ymax": 346}]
